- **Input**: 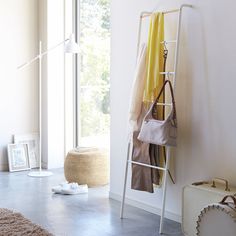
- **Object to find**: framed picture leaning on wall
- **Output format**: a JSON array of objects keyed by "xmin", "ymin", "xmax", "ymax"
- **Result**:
[
  {"xmin": 14, "ymin": 133, "xmax": 39, "ymax": 168},
  {"xmin": 7, "ymin": 144, "xmax": 30, "ymax": 172}
]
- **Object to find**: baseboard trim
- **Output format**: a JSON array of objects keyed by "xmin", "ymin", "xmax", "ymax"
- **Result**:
[{"xmin": 109, "ymin": 191, "xmax": 181, "ymax": 223}]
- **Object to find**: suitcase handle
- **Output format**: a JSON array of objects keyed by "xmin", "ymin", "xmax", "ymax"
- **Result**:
[
  {"xmin": 220, "ymin": 195, "xmax": 236, "ymax": 208},
  {"xmin": 211, "ymin": 178, "xmax": 230, "ymax": 192}
]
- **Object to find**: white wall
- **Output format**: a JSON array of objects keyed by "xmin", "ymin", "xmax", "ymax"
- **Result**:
[
  {"xmin": 0, "ymin": 0, "xmax": 70, "ymax": 170},
  {"xmin": 110, "ymin": 0, "xmax": 236, "ymax": 221},
  {"xmin": 0, "ymin": 0, "xmax": 39, "ymax": 170}
]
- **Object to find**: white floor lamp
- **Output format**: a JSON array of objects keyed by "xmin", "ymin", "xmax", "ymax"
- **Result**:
[{"xmin": 18, "ymin": 34, "xmax": 79, "ymax": 177}]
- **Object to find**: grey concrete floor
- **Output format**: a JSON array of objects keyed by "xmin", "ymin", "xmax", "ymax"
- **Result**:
[{"xmin": 0, "ymin": 169, "xmax": 183, "ymax": 236}]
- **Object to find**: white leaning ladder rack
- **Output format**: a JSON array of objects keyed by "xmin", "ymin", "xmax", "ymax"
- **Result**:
[{"xmin": 120, "ymin": 4, "xmax": 192, "ymax": 235}]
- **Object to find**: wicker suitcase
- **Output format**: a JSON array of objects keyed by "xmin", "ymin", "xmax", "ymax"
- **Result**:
[
  {"xmin": 182, "ymin": 178, "xmax": 236, "ymax": 236},
  {"xmin": 196, "ymin": 195, "xmax": 236, "ymax": 236}
]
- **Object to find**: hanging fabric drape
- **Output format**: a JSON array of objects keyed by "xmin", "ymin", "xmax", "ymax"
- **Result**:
[
  {"xmin": 131, "ymin": 12, "xmax": 166, "ymax": 193},
  {"xmin": 129, "ymin": 43, "xmax": 147, "ymax": 131},
  {"xmin": 131, "ymin": 12, "xmax": 175, "ymax": 192}
]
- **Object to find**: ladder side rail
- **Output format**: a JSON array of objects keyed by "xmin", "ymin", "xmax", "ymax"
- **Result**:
[
  {"xmin": 120, "ymin": 142, "xmax": 131, "ymax": 219},
  {"xmin": 159, "ymin": 4, "xmax": 192, "ymax": 234}
]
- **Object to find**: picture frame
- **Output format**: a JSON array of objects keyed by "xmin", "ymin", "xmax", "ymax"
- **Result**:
[
  {"xmin": 7, "ymin": 143, "xmax": 30, "ymax": 172},
  {"xmin": 14, "ymin": 133, "xmax": 39, "ymax": 168}
]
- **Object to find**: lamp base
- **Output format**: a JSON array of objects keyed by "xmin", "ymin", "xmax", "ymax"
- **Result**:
[{"xmin": 28, "ymin": 170, "xmax": 53, "ymax": 177}]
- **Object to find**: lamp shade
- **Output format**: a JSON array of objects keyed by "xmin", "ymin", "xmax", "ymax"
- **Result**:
[{"xmin": 65, "ymin": 34, "xmax": 80, "ymax": 54}]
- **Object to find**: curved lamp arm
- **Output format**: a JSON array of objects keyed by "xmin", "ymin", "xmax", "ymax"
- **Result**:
[{"xmin": 18, "ymin": 34, "xmax": 79, "ymax": 70}]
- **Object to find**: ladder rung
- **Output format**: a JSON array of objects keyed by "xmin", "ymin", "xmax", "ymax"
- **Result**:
[
  {"xmin": 128, "ymin": 160, "xmax": 167, "ymax": 171},
  {"xmin": 156, "ymin": 102, "xmax": 172, "ymax": 106},
  {"xmin": 160, "ymin": 40, "xmax": 177, "ymax": 44},
  {"xmin": 160, "ymin": 72, "xmax": 175, "ymax": 75},
  {"xmin": 144, "ymin": 101, "xmax": 172, "ymax": 106}
]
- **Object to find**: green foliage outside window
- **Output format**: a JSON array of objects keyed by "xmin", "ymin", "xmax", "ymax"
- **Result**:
[{"xmin": 80, "ymin": 0, "xmax": 110, "ymax": 140}]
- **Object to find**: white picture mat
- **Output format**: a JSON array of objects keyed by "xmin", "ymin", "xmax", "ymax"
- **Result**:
[
  {"xmin": 14, "ymin": 133, "xmax": 39, "ymax": 168},
  {"xmin": 7, "ymin": 143, "xmax": 30, "ymax": 172}
]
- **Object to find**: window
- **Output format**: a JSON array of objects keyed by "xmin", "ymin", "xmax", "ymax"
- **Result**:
[
  {"xmin": 78, "ymin": 0, "xmax": 110, "ymax": 148},
  {"xmin": 64, "ymin": 0, "xmax": 110, "ymax": 151}
]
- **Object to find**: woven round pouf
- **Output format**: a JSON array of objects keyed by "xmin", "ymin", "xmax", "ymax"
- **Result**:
[{"xmin": 64, "ymin": 147, "xmax": 109, "ymax": 187}]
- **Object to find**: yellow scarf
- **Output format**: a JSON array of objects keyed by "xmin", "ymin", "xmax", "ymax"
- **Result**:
[
  {"xmin": 143, "ymin": 12, "xmax": 164, "ymax": 105},
  {"xmin": 143, "ymin": 12, "xmax": 166, "ymax": 186}
]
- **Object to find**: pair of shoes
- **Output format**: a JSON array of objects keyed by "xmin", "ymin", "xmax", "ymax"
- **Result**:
[
  {"xmin": 62, "ymin": 183, "xmax": 88, "ymax": 195},
  {"xmin": 52, "ymin": 182, "xmax": 68, "ymax": 194},
  {"xmin": 52, "ymin": 182, "xmax": 88, "ymax": 195}
]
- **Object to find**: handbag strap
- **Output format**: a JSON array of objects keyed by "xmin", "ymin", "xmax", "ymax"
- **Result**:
[
  {"xmin": 161, "ymin": 48, "xmax": 168, "ymax": 119},
  {"xmin": 220, "ymin": 195, "xmax": 236, "ymax": 208},
  {"xmin": 153, "ymin": 80, "xmax": 176, "ymax": 120}
]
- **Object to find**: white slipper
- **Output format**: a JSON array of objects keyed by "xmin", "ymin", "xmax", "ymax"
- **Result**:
[
  {"xmin": 52, "ymin": 182, "xmax": 69, "ymax": 194},
  {"xmin": 61, "ymin": 183, "xmax": 88, "ymax": 195}
]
